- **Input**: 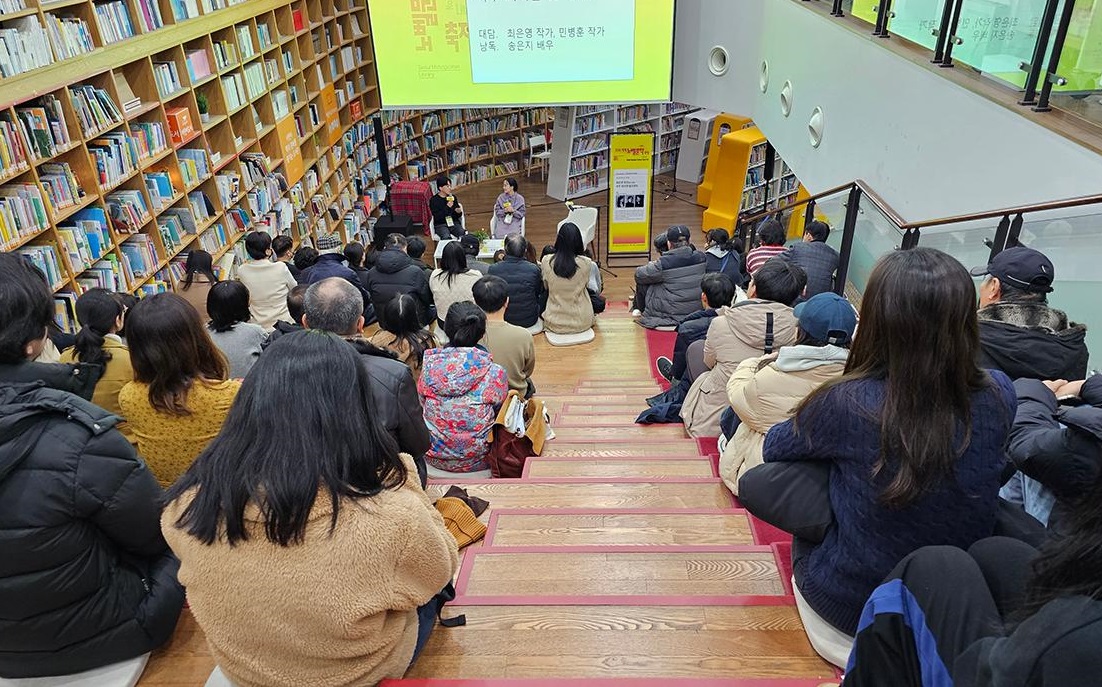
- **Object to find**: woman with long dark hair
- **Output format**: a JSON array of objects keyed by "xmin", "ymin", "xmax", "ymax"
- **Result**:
[
  {"xmin": 205, "ymin": 280, "xmax": 266, "ymax": 379},
  {"xmin": 163, "ymin": 331, "xmax": 458, "ymax": 686},
  {"xmin": 368, "ymin": 292, "xmax": 436, "ymax": 377},
  {"xmin": 428, "ymin": 241, "xmax": 480, "ymax": 330},
  {"xmin": 539, "ymin": 222, "xmax": 595, "ymax": 334},
  {"xmin": 59, "ymin": 288, "xmax": 133, "ymax": 437},
  {"xmin": 759, "ymin": 248, "xmax": 1016, "ymax": 660},
  {"xmin": 118, "ymin": 293, "xmax": 237, "ymax": 486},
  {"xmin": 178, "ymin": 250, "xmax": 219, "ymax": 320}
]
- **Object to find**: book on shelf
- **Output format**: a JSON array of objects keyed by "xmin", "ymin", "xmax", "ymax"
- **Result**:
[
  {"xmin": 0, "ymin": 114, "xmax": 33, "ymax": 175},
  {"xmin": 157, "ymin": 211, "xmax": 188, "ymax": 252},
  {"xmin": 88, "ymin": 132, "xmax": 140, "ymax": 188},
  {"xmin": 0, "ymin": 16, "xmax": 54, "ymax": 77},
  {"xmin": 185, "ymin": 49, "xmax": 211, "ymax": 81},
  {"xmin": 54, "ymin": 292, "xmax": 78, "ymax": 333},
  {"xmin": 0, "ymin": 183, "xmax": 49, "ymax": 246},
  {"xmin": 235, "ymin": 24, "xmax": 253, "ymax": 58},
  {"xmin": 153, "ymin": 60, "xmax": 184, "ymax": 98},
  {"xmin": 165, "ymin": 107, "xmax": 195, "ymax": 145},
  {"xmin": 177, "ymin": 148, "xmax": 210, "ymax": 185},
  {"xmin": 119, "ymin": 234, "xmax": 157, "ymax": 278},
  {"xmin": 15, "ymin": 96, "xmax": 70, "ymax": 158},
  {"xmin": 69, "ymin": 84, "xmax": 123, "ymax": 137},
  {"xmin": 58, "ymin": 210, "xmax": 112, "ymax": 271},
  {"xmin": 44, "ymin": 11, "xmax": 95, "ymax": 60},
  {"xmin": 221, "ymin": 74, "xmax": 245, "ymax": 111},
  {"xmin": 133, "ymin": 0, "xmax": 163, "ymax": 32},
  {"xmin": 0, "ymin": 0, "xmax": 28, "ymax": 14},
  {"xmin": 256, "ymin": 22, "xmax": 271, "ymax": 48},
  {"xmin": 170, "ymin": 0, "xmax": 200, "ymax": 22},
  {"xmin": 292, "ymin": 8, "xmax": 304, "ymax": 32},
  {"xmin": 76, "ymin": 253, "xmax": 128, "ymax": 292},
  {"xmin": 213, "ymin": 39, "xmax": 236, "ymax": 69},
  {"xmin": 143, "ymin": 170, "xmax": 175, "ymax": 209},
  {"xmin": 18, "ymin": 243, "xmax": 65, "ymax": 287},
  {"xmin": 94, "ymin": 1, "xmax": 135, "ymax": 45},
  {"xmin": 187, "ymin": 190, "xmax": 213, "ymax": 221},
  {"xmin": 242, "ymin": 62, "xmax": 265, "ymax": 100},
  {"xmin": 129, "ymin": 120, "xmax": 167, "ymax": 158},
  {"xmin": 105, "ymin": 189, "xmax": 149, "ymax": 233},
  {"xmin": 38, "ymin": 161, "xmax": 82, "ymax": 212}
]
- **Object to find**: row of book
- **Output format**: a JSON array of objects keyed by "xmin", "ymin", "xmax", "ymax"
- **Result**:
[
  {"xmin": 57, "ymin": 207, "xmax": 113, "ymax": 272},
  {"xmin": 18, "ymin": 243, "xmax": 65, "ymax": 286},
  {"xmin": 153, "ymin": 60, "xmax": 184, "ymax": 98},
  {"xmin": 178, "ymin": 148, "xmax": 210, "ymax": 186},
  {"xmin": 45, "ymin": 12, "xmax": 95, "ymax": 60},
  {"xmin": 69, "ymin": 85, "xmax": 123, "ymax": 137},
  {"xmin": 0, "ymin": 17, "xmax": 53, "ymax": 78},
  {"xmin": 94, "ymin": 1, "xmax": 136, "ymax": 45},
  {"xmin": 16, "ymin": 96, "xmax": 72, "ymax": 161},
  {"xmin": 39, "ymin": 162, "xmax": 82, "ymax": 213},
  {"xmin": 129, "ymin": 120, "xmax": 167, "ymax": 159},
  {"xmin": 88, "ymin": 132, "xmax": 141, "ymax": 189},
  {"xmin": 0, "ymin": 183, "xmax": 49, "ymax": 247},
  {"xmin": 0, "ymin": 115, "xmax": 34, "ymax": 179}
]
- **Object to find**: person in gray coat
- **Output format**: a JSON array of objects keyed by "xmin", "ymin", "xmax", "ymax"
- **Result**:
[
  {"xmin": 780, "ymin": 220, "xmax": 840, "ymax": 298},
  {"xmin": 633, "ymin": 225, "xmax": 707, "ymax": 329}
]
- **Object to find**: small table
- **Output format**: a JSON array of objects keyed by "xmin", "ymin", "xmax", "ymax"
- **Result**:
[{"xmin": 433, "ymin": 238, "xmax": 504, "ymax": 268}]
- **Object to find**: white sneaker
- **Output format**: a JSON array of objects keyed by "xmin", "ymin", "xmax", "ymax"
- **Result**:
[{"xmin": 631, "ymin": 309, "xmax": 642, "ymax": 317}]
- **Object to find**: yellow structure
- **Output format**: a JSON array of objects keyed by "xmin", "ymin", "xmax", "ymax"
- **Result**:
[
  {"xmin": 696, "ymin": 113, "xmax": 752, "ymax": 207},
  {"xmin": 701, "ymin": 125, "xmax": 765, "ymax": 234}
]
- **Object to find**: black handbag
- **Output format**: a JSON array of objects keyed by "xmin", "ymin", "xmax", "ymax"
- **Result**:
[{"xmin": 738, "ymin": 461, "xmax": 834, "ymax": 543}]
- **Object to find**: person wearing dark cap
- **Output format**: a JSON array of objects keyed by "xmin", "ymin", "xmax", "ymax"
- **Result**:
[
  {"xmin": 971, "ymin": 246, "xmax": 1088, "ymax": 382},
  {"xmin": 459, "ymin": 233, "xmax": 492, "ymax": 275},
  {"xmin": 428, "ymin": 176, "xmax": 464, "ymax": 240},
  {"xmin": 720, "ymin": 292, "xmax": 857, "ymax": 494},
  {"xmin": 632, "ymin": 225, "xmax": 707, "ymax": 330}
]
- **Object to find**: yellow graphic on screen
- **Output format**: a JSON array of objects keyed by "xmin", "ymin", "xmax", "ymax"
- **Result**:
[{"xmin": 369, "ymin": 0, "xmax": 675, "ymax": 107}]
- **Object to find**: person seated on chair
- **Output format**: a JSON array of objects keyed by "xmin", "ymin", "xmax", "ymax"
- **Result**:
[
  {"xmin": 780, "ymin": 220, "xmax": 839, "ymax": 298},
  {"xmin": 429, "ymin": 242, "xmax": 482, "ymax": 331},
  {"xmin": 540, "ymin": 223, "xmax": 596, "ymax": 335},
  {"xmin": 489, "ymin": 233, "xmax": 545, "ymax": 329},
  {"xmin": 163, "ymin": 331, "xmax": 458, "ymax": 687},
  {"xmin": 719, "ymin": 291, "xmax": 857, "ymax": 494},
  {"xmin": 0, "ymin": 253, "xmax": 184, "ymax": 678},
  {"xmin": 301, "ymin": 278, "xmax": 431, "ymax": 486},
  {"xmin": 493, "ymin": 177, "xmax": 526, "ymax": 231},
  {"xmin": 460, "ymin": 233, "xmax": 492, "ymax": 275},
  {"xmin": 680, "ymin": 259, "xmax": 805, "ymax": 438},
  {"xmin": 746, "ymin": 218, "xmax": 788, "ymax": 274},
  {"xmin": 474, "ymin": 275, "xmax": 536, "ymax": 398},
  {"xmin": 760, "ymin": 248, "xmax": 1015, "ymax": 655},
  {"xmin": 419, "ymin": 302, "xmax": 509, "ymax": 474},
  {"xmin": 632, "ymin": 225, "xmax": 707, "ymax": 330},
  {"xmin": 428, "ymin": 175, "xmax": 464, "ymax": 240},
  {"xmin": 655, "ymin": 273, "xmax": 736, "ymax": 384},
  {"xmin": 704, "ymin": 228, "xmax": 749, "ymax": 289},
  {"xmin": 363, "ymin": 233, "xmax": 434, "ymax": 328}
]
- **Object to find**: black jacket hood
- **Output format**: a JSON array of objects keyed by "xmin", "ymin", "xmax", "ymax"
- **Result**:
[
  {"xmin": 374, "ymin": 249, "xmax": 415, "ymax": 275},
  {"xmin": 979, "ymin": 320, "xmax": 1089, "ymax": 381}
]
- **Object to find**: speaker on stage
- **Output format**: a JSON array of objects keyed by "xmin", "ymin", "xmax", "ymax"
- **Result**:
[{"xmin": 373, "ymin": 214, "xmax": 414, "ymax": 249}]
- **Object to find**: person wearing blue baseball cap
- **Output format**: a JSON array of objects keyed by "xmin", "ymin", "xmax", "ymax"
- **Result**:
[
  {"xmin": 972, "ymin": 246, "xmax": 1087, "ymax": 382},
  {"xmin": 718, "ymin": 292, "xmax": 858, "ymax": 494}
]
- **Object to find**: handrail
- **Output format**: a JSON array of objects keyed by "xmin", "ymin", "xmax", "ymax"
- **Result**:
[
  {"xmin": 738, "ymin": 181, "xmax": 855, "ymax": 227},
  {"xmin": 899, "ymin": 191, "xmax": 1102, "ymax": 230}
]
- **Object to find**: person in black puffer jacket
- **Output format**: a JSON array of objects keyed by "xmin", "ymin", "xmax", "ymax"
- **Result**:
[
  {"xmin": 362, "ymin": 234, "xmax": 435, "ymax": 327},
  {"xmin": 0, "ymin": 253, "xmax": 184, "ymax": 678},
  {"xmin": 488, "ymin": 233, "xmax": 545, "ymax": 329}
]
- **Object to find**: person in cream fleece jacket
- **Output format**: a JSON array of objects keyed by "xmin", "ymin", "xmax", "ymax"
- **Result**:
[{"xmin": 162, "ymin": 331, "xmax": 459, "ymax": 687}]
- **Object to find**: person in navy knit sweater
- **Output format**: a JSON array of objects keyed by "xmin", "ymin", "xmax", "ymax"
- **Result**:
[{"xmin": 763, "ymin": 247, "xmax": 1016, "ymax": 639}]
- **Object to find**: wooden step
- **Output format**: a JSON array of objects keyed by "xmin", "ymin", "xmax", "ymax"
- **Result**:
[
  {"xmin": 406, "ymin": 605, "xmax": 834, "ymax": 680},
  {"xmin": 562, "ymin": 404, "xmax": 656, "ymax": 414},
  {"xmin": 525, "ymin": 458, "xmax": 713, "ymax": 478},
  {"xmin": 556, "ymin": 413, "xmax": 645, "ymax": 425},
  {"xmin": 552, "ymin": 425, "xmax": 689, "ymax": 441},
  {"xmin": 427, "ymin": 480, "xmax": 733, "ymax": 509},
  {"xmin": 461, "ymin": 551, "xmax": 785, "ymax": 598},
  {"xmin": 541, "ymin": 443, "xmax": 703, "ymax": 458},
  {"xmin": 489, "ymin": 511, "xmax": 754, "ymax": 547}
]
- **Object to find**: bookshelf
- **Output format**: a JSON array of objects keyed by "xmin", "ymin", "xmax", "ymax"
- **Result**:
[
  {"xmin": 544, "ymin": 102, "xmax": 696, "ymax": 201},
  {"xmin": 0, "ymin": 0, "xmax": 383, "ymax": 327},
  {"xmin": 376, "ymin": 106, "xmax": 552, "ymax": 189},
  {"xmin": 674, "ymin": 109, "xmax": 720, "ymax": 185}
]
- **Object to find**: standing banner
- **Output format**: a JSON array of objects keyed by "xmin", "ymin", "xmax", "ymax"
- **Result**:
[{"xmin": 607, "ymin": 132, "xmax": 655, "ymax": 255}]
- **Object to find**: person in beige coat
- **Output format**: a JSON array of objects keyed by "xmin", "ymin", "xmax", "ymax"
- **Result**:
[
  {"xmin": 540, "ymin": 222, "xmax": 596, "ymax": 334},
  {"xmin": 162, "ymin": 331, "xmax": 459, "ymax": 687},
  {"xmin": 719, "ymin": 292, "xmax": 858, "ymax": 493},
  {"xmin": 681, "ymin": 259, "xmax": 807, "ymax": 438}
]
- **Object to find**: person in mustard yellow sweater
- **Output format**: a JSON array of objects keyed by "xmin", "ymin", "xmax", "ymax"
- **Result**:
[
  {"xmin": 118, "ymin": 293, "xmax": 239, "ymax": 487},
  {"xmin": 163, "ymin": 331, "xmax": 459, "ymax": 687}
]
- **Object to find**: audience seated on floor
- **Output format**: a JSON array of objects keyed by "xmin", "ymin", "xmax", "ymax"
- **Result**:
[
  {"xmin": 720, "ymin": 292, "xmax": 857, "ymax": 493},
  {"xmin": 271, "ymin": 234, "xmax": 298, "ymax": 279},
  {"xmin": 488, "ymin": 233, "xmax": 546, "ymax": 330},
  {"xmin": 369, "ymin": 293, "xmax": 438, "ymax": 378},
  {"xmin": 632, "ymin": 225, "xmax": 707, "ymax": 329},
  {"xmin": 540, "ymin": 223, "xmax": 597, "ymax": 335},
  {"xmin": 1004, "ymin": 375, "xmax": 1101, "ymax": 533},
  {"xmin": 460, "ymin": 233, "xmax": 492, "ymax": 274},
  {"xmin": 344, "ymin": 240, "xmax": 371, "ymax": 287},
  {"xmin": 118, "ymin": 293, "xmax": 239, "ymax": 487},
  {"xmin": 681, "ymin": 259, "xmax": 806, "ymax": 438},
  {"xmin": 363, "ymin": 233, "xmax": 435, "ymax": 327},
  {"xmin": 162, "ymin": 330, "xmax": 458, "ymax": 687},
  {"xmin": 58, "ymin": 288, "xmax": 135, "ymax": 442},
  {"xmin": 419, "ymin": 302, "xmax": 508, "ymax": 474},
  {"xmin": 749, "ymin": 248, "xmax": 1016, "ymax": 664},
  {"xmin": 704, "ymin": 228, "xmax": 749, "ymax": 289},
  {"xmin": 235, "ymin": 231, "xmax": 298, "ymax": 330},
  {"xmin": 745, "ymin": 218, "xmax": 789, "ymax": 274},
  {"xmin": 0, "ymin": 253, "xmax": 185, "ymax": 679},
  {"xmin": 301, "ymin": 277, "xmax": 430, "ymax": 486},
  {"xmin": 780, "ymin": 220, "xmax": 839, "ymax": 298},
  {"xmin": 406, "ymin": 236, "xmax": 433, "ymax": 274},
  {"xmin": 205, "ymin": 280, "xmax": 266, "ymax": 379},
  {"xmin": 302, "ymin": 234, "xmax": 376, "ymax": 322},
  {"xmin": 655, "ymin": 273, "xmax": 737, "ymax": 385},
  {"xmin": 844, "ymin": 468, "xmax": 1102, "ymax": 685},
  {"xmin": 430, "ymin": 242, "xmax": 482, "ymax": 331},
  {"xmin": 474, "ymin": 275, "xmax": 536, "ymax": 397},
  {"xmin": 429, "ymin": 175, "xmax": 465, "ymax": 240},
  {"xmin": 177, "ymin": 249, "xmax": 218, "ymax": 320},
  {"xmin": 292, "ymin": 245, "xmax": 319, "ymax": 279},
  {"xmin": 262, "ymin": 283, "xmax": 308, "ymax": 349}
]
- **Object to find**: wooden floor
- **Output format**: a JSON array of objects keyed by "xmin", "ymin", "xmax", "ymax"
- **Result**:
[{"xmin": 137, "ymin": 177, "xmax": 838, "ymax": 686}]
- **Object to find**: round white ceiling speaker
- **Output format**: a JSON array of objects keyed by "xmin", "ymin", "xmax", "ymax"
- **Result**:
[
  {"xmin": 780, "ymin": 80, "xmax": 793, "ymax": 117},
  {"xmin": 759, "ymin": 60, "xmax": 769, "ymax": 92},
  {"xmin": 708, "ymin": 46, "xmax": 729, "ymax": 76},
  {"xmin": 809, "ymin": 107, "xmax": 825, "ymax": 148}
]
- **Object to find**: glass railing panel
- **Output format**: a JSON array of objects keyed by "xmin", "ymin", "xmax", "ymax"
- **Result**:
[
  {"xmin": 916, "ymin": 221, "xmax": 997, "ymax": 276},
  {"xmin": 847, "ymin": 195, "xmax": 908, "ymax": 294},
  {"xmin": 950, "ymin": 0, "xmax": 1051, "ymax": 89},
  {"xmin": 1047, "ymin": 0, "xmax": 1102, "ymax": 129},
  {"xmin": 852, "ymin": 0, "xmax": 943, "ymax": 50}
]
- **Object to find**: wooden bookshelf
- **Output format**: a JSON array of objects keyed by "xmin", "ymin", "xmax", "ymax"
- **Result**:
[{"xmin": 0, "ymin": 0, "xmax": 383, "ymax": 322}]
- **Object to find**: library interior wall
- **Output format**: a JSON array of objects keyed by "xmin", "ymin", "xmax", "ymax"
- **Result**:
[{"xmin": 672, "ymin": 0, "xmax": 1102, "ymax": 220}]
